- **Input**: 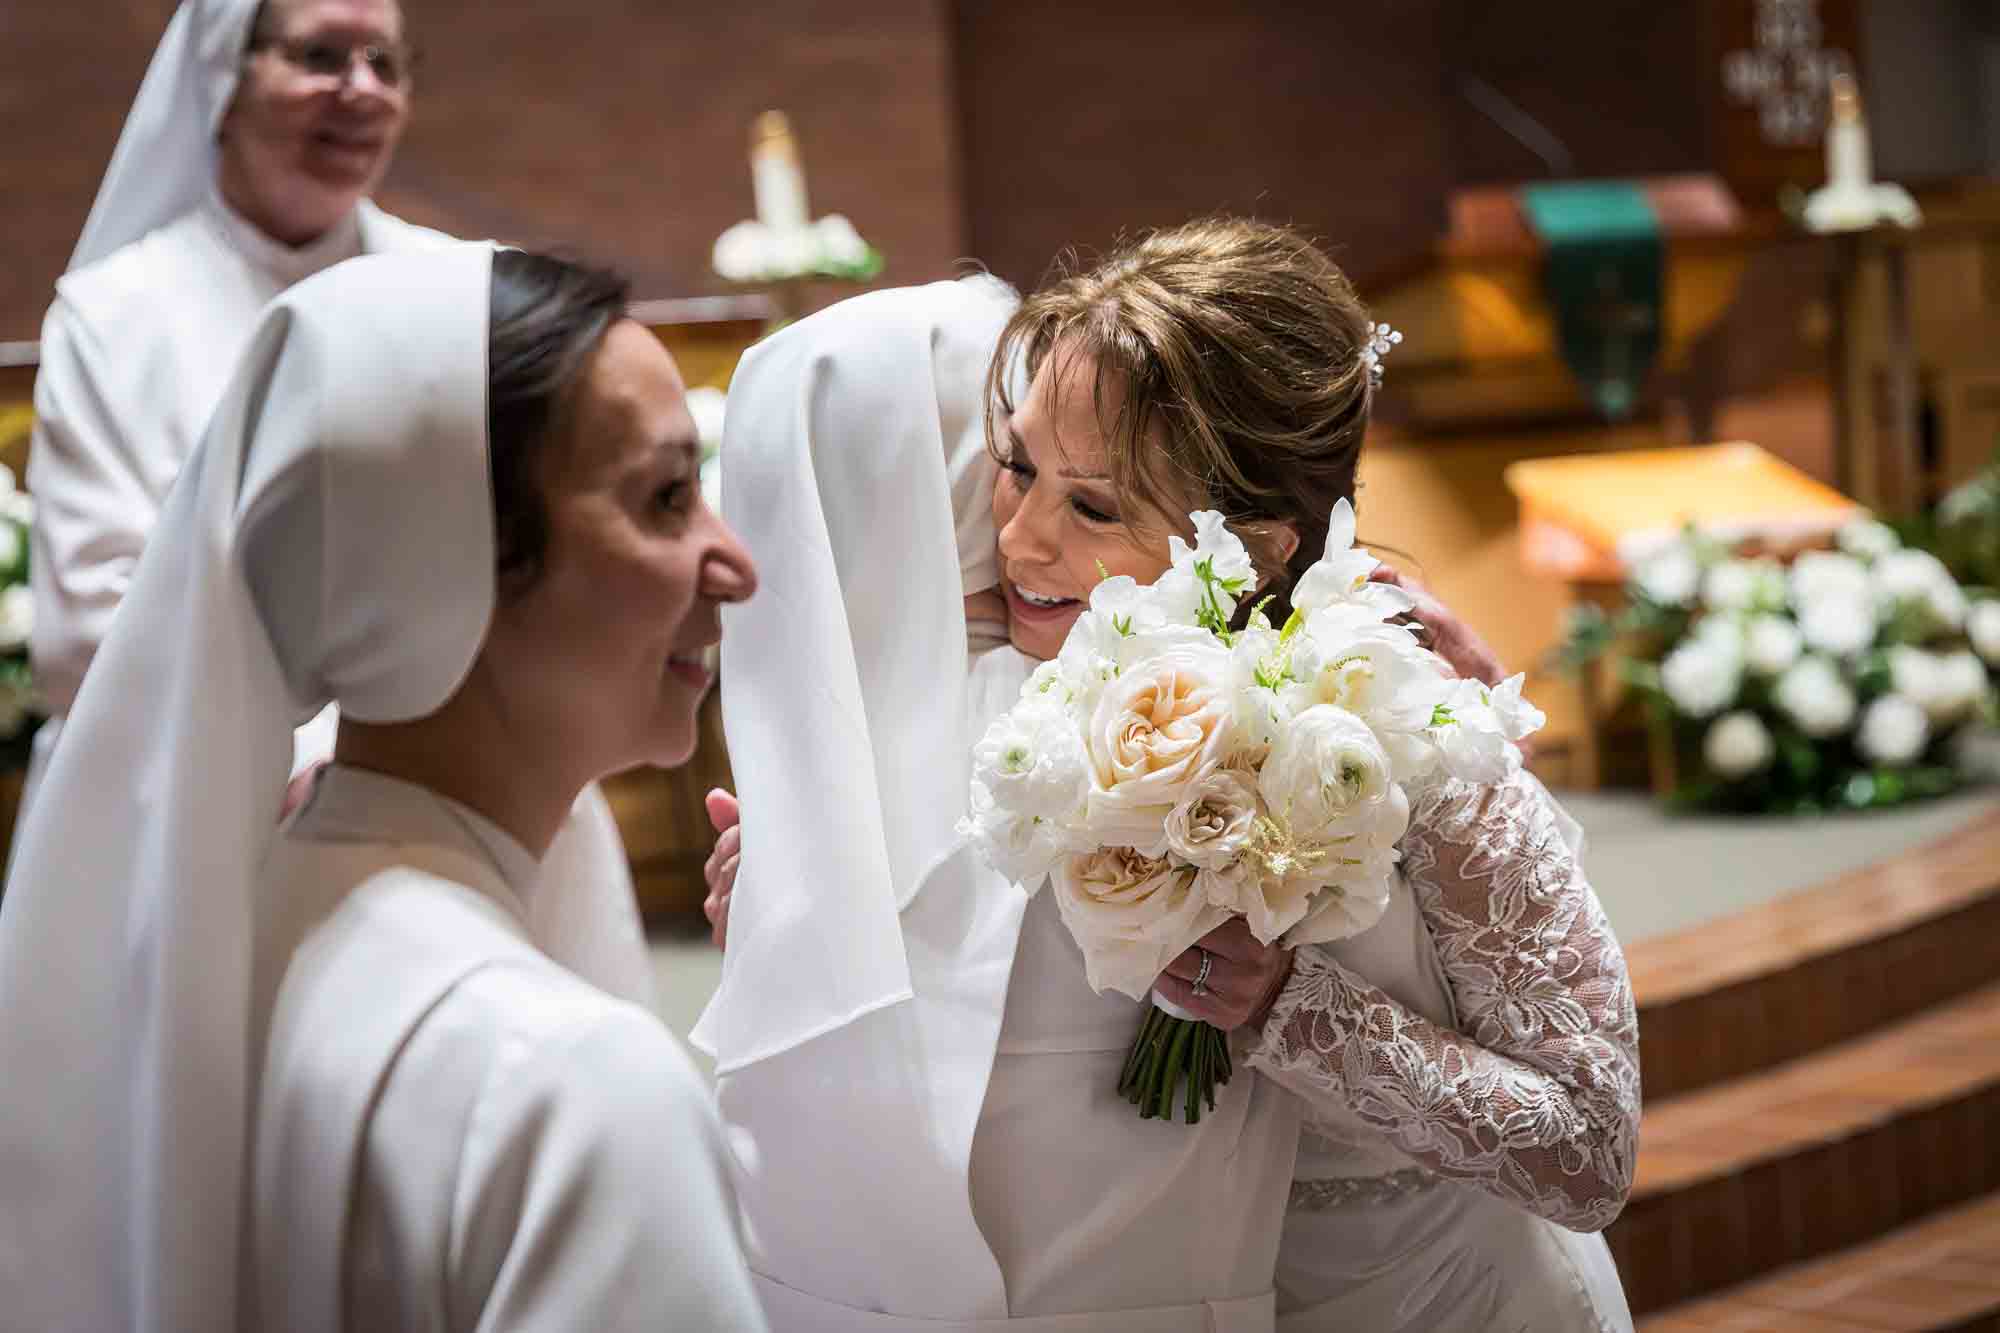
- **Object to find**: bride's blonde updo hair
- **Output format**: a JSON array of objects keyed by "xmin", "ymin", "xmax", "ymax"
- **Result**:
[{"xmin": 987, "ymin": 216, "xmax": 1377, "ymax": 623}]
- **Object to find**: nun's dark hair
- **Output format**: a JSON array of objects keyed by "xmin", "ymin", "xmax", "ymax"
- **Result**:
[{"xmin": 486, "ymin": 249, "xmax": 631, "ymax": 596}]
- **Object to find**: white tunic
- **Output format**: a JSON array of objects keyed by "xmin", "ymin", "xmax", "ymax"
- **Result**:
[{"xmin": 252, "ymin": 765, "xmax": 767, "ymax": 1332}]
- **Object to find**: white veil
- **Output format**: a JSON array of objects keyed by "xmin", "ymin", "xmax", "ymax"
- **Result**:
[
  {"xmin": 693, "ymin": 275, "xmax": 1017, "ymax": 1074},
  {"xmin": 0, "ymin": 245, "xmax": 496, "ymax": 1332},
  {"xmin": 70, "ymin": 0, "xmax": 260, "ymax": 272}
]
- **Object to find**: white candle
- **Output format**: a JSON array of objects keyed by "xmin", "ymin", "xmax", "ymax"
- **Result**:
[
  {"xmin": 1825, "ymin": 74, "xmax": 1872, "ymax": 190},
  {"xmin": 751, "ymin": 110, "xmax": 810, "ymax": 232}
]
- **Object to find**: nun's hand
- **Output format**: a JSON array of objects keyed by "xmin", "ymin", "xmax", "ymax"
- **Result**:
[
  {"xmin": 1153, "ymin": 918, "xmax": 1295, "ymax": 1033},
  {"xmin": 1369, "ymin": 565, "xmax": 1506, "ymax": 687},
  {"xmin": 702, "ymin": 788, "xmax": 740, "ymax": 950}
]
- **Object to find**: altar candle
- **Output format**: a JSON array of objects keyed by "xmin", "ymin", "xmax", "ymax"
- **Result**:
[
  {"xmin": 751, "ymin": 110, "xmax": 810, "ymax": 232},
  {"xmin": 1825, "ymin": 73, "xmax": 1872, "ymax": 191}
]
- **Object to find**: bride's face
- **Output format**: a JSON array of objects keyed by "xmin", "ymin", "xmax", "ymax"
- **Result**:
[{"xmin": 992, "ymin": 349, "xmax": 1179, "ymax": 662}]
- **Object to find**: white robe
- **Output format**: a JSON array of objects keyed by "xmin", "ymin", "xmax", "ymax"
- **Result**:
[
  {"xmin": 252, "ymin": 764, "xmax": 767, "ymax": 1332},
  {"xmin": 719, "ymin": 634, "xmax": 1286, "ymax": 1332}
]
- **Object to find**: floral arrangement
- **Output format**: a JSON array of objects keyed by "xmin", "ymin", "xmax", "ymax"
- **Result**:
[
  {"xmin": 961, "ymin": 502, "xmax": 1543, "ymax": 1124},
  {"xmin": 1560, "ymin": 517, "xmax": 2000, "ymax": 813},
  {"xmin": 711, "ymin": 214, "xmax": 883, "ymax": 286},
  {"xmin": 0, "ymin": 462, "xmax": 36, "ymax": 762}
]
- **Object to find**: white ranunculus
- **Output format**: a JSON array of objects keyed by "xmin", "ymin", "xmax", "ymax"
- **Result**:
[
  {"xmin": 1969, "ymin": 600, "xmax": 2000, "ymax": 666},
  {"xmin": 0, "ymin": 585, "xmax": 32, "ymax": 651},
  {"xmin": 1703, "ymin": 710, "xmax": 1774, "ymax": 779},
  {"xmin": 1773, "ymin": 656, "xmax": 1857, "ymax": 738},
  {"xmin": 1790, "ymin": 550, "xmax": 1872, "ymax": 607},
  {"xmin": 1633, "ymin": 544, "xmax": 1699, "ymax": 607},
  {"xmin": 1083, "ymin": 640, "xmax": 1235, "ymax": 851},
  {"xmin": 1290, "ymin": 498, "xmax": 1413, "ymax": 620},
  {"xmin": 1702, "ymin": 558, "xmax": 1785, "ymax": 614},
  {"xmin": 1836, "ymin": 518, "xmax": 1900, "ymax": 560},
  {"xmin": 1050, "ymin": 848, "xmax": 1230, "ymax": 998},
  {"xmin": 1660, "ymin": 635, "xmax": 1742, "ymax": 718},
  {"xmin": 1857, "ymin": 694, "xmax": 1930, "ymax": 765},
  {"xmin": 1796, "ymin": 592, "xmax": 1877, "ymax": 658},
  {"xmin": 972, "ymin": 695, "xmax": 1089, "ymax": 821},
  {"xmin": 1743, "ymin": 614, "xmax": 1804, "ymax": 676},
  {"xmin": 1256, "ymin": 704, "xmax": 1397, "ymax": 839}
]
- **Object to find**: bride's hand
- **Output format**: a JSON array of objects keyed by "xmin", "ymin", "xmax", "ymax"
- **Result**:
[
  {"xmin": 702, "ymin": 788, "xmax": 740, "ymax": 949},
  {"xmin": 1154, "ymin": 918, "xmax": 1295, "ymax": 1033}
]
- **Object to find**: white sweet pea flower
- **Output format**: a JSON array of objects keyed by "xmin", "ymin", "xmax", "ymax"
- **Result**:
[
  {"xmin": 0, "ymin": 586, "xmax": 32, "ymax": 651},
  {"xmin": 1632, "ymin": 543, "xmax": 1699, "ymax": 607},
  {"xmin": 1837, "ymin": 518, "xmax": 1900, "ymax": 560},
  {"xmin": 1857, "ymin": 694, "xmax": 1929, "ymax": 765},
  {"xmin": 1426, "ymin": 676, "xmax": 1513, "ymax": 784},
  {"xmin": 1280, "ymin": 623, "xmax": 1443, "ymax": 743},
  {"xmin": 1702, "ymin": 558, "xmax": 1785, "ymax": 614},
  {"xmin": 1969, "ymin": 600, "xmax": 2000, "ymax": 666},
  {"xmin": 1703, "ymin": 711, "xmax": 1774, "ymax": 779},
  {"xmin": 1660, "ymin": 633, "xmax": 1742, "ymax": 718},
  {"xmin": 1224, "ymin": 626, "xmax": 1291, "ymax": 755},
  {"xmin": 1486, "ymin": 673, "xmax": 1546, "ymax": 742},
  {"xmin": 1290, "ymin": 498, "xmax": 1413, "ymax": 620},
  {"xmin": 1743, "ymin": 614, "xmax": 1804, "ymax": 676},
  {"xmin": 1773, "ymin": 656, "xmax": 1857, "ymax": 738}
]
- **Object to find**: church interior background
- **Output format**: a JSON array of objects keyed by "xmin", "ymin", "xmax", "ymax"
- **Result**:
[{"xmin": 7, "ymin": 0, "xmax": 2000, "ymax": 1322}]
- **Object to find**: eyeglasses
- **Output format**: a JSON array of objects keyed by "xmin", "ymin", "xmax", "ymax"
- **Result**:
[{"xmin": 252, "ymin": 36, "xmax": 418, "ymax": 90}]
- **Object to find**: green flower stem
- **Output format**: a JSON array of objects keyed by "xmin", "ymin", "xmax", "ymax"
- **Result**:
[{"xmin": 1156, "ymin": 1021, "xmax": 1194, "ymax": 1120}]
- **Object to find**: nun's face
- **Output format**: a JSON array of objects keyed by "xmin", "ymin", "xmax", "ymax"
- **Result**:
[
  {"xmin": 481, "ymin": 321, "xmax": 757, "ymax": 776},
  {"xmin": 217, "ymin": 0, "xmax": 410, "ymax": 246}
]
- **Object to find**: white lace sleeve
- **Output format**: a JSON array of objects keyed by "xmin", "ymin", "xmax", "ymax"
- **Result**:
[{"xmin": 1246, "ymin": 767, "xmax": 1641, "ymax": 1232}]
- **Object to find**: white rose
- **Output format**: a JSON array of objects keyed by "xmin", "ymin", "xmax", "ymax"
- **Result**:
[
  {"xmin": 1660, "ymin": 636, "xmax": 1742, "ymax": 717},
  {"xmin": 1291, "ymin": 498, "xmax": 1412, "ymax": 620},
  {"xmin": 0, "ymin": 586, "xmax": 33, "ymax": 651},
  {"xmin": 1797, "ymin": 592, "xmax": 1877, "ymax": 658},
  {"xmin": 1702, "ymin": 558, "xmax": 1784, "ymax": 613},
  {"xmin": 1836, "ymin": 518, "xmax": 1900, "ymax": 560},
  {"xmin": 1969, "ymin": 600, "xmax": 2000, "ymax": 666},
  {"xmin": 1790, "ymin": 550, "xmax": 1872, "ymax": 607},
  {"xmin": 1632, "ymin": 544, "xmax": 1699, "ymax": 607},
  {"xmin": 972, "ymin": 696, "xmax": 1089, "ymax": 821},
  {"xmin": 1083, "ymin": 640, "xmax": 1235, "ymax": 850},
  {"xmin": 1857, "ymin": 694, "xmax": 1930, "ymax": 765},
  {"xmin": 1703, "ymin": 710, "xmax": 1774, "ymax": 779},
  {"xmin": 1050, "ymin": 848, "xmax": 1230, "ymax": 999},
  {"xmin": 1773, "ymin": 656, "xmax": 1857, "ymax": 737},
  {"xmin": 1743, "ymin": 614, "xmax": 1803, "ymax": 676},
  {"xmin": 1164, "ymin": 764, "xmax": 1262, "ymax": 878}
]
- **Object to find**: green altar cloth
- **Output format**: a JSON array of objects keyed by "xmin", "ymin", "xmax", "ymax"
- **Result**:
[{"xmin": 1518, "ymin": 181, "xmax": 1663, "ymax": 421}]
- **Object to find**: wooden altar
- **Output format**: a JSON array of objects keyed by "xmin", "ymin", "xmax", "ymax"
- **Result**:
[{"xmin": 0, "ymin": 294, "xmax": 772, "ymax": 922}]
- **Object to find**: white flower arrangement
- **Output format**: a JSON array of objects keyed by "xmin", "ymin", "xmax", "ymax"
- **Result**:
[
  {"xmin": 964, "ymin": 499, "xmax": 1542, "ymax": 1122},
  {"xmin": 712, "ymin": 214, "xmax": 883, "ymax": 285},
  {"xmin": 1562, "ymin": 516, "xmax": 1997, "ymax": 813},
  {"xmin": 0, "ymin": 463, "xmax": 37, "ymax": 750}
]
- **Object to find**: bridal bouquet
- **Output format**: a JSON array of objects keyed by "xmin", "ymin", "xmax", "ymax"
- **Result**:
[{"xmin": 961, "ymin": 502, "xmax": 1543, "ymax": 1123}]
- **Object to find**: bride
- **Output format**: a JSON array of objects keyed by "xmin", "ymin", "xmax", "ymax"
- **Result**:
[{"xmin": 703, "ymin": 220, "xmax": 1638, "ymax": 1331}]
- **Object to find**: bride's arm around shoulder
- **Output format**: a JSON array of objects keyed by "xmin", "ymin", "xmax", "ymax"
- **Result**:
[{"xmin": 1246, "ymin": 758, "xmax": 1641, "ymax": 1233}]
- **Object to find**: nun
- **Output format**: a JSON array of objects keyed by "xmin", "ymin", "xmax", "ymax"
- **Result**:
[
  {"xmin": 25, "ymin": 0, "xmax": 654, "ymax": 1004},
  {"xmin": 0, "ymin": 245, "xmax": 767, "ymax": 1332}
]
